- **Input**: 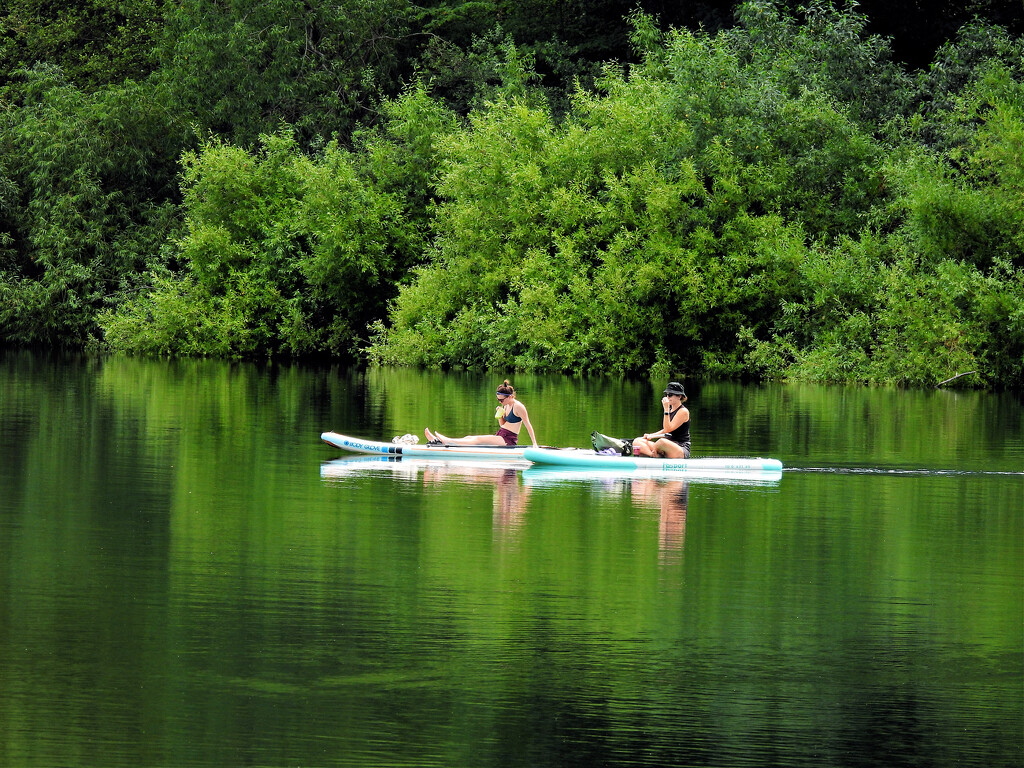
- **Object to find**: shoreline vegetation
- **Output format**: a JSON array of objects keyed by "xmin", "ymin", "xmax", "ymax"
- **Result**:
[{"xmin": 1, "ymin": 1, "xmax": 1021, "ymax": 389}]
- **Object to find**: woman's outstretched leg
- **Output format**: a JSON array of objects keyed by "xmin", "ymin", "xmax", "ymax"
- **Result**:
[{"xmin": 432, "ymin": 431, "xmax": 506, "ymax": 446}]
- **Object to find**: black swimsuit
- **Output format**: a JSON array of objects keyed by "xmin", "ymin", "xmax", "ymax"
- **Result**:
[{"xmin": 665, "ymin": 407, "xmax": 690, "ymax": 446}]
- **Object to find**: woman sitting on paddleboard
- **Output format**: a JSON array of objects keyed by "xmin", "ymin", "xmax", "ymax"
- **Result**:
[
  {"xmin": 425, "ymin": 380, "xmax": 538, "ymax": 447},
  {"xmin": 632, "ymin": 381, "xmax": 691, "ymax": 459}
]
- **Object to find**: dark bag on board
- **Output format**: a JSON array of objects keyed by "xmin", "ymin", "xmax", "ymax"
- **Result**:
[{"xmin": 591, "ymin": 430, "xmax": 633, "ymax": 457}]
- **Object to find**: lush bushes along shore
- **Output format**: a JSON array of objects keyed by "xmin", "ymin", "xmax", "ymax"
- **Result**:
[{"xmin": 1, "ymin": 1, "xmax": 1022, "ymax": 387}]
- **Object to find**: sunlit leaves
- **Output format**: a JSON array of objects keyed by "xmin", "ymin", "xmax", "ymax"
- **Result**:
[
  {"xmin": 369, "ymin": 20, "xmax": 874, "ymax": 375},
  {"xmin": 101, "ymin": 130, "xmax": 411, "ymax": 357},
  {"xmin": 368, "ymin": 9, "xmax": 1023, "ymax": 387}
]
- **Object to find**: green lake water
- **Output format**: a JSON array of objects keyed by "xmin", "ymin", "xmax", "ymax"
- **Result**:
[{"xmin": 0, "ymin": 351, "xmax": 1021, "ymax": 767}]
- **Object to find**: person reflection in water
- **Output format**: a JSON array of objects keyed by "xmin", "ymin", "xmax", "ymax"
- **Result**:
[
  {"xmin": 631, "ymin": 478, "xmax": 689, "ymax": 561},
  {"xmin": 419, "ymin": 465, "xmax": 532, "ymax": 538},
  {"xmin": 492, "ymin": 468, "xmax": 532, "ymax": 537},
  {"xmin": 425, "ymin": 380, "xmax": 538, "ymax": 447}
]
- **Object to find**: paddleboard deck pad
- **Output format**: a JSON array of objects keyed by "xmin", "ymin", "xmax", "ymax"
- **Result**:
[
  {"xmin": 522, "ymin": 447, "xmax": 783, "ymax": 474},
  {"xmin": 321, "ymin": 431, "xmax": 532, "ymax": 460}
]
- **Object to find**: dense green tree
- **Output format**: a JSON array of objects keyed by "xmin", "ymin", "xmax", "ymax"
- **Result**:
[
  {"xmin": 366, "ymin": 11, "xmax": 895, "ymax": 376},
  {"xmin": 0, "ymin": 66, "xmax": 187, "ymax": 346},
  {"xmin": 353, "ymin": 82, "xmax": 460, "ymax": 248},
  {"xmin": 0, "ymin": 0, "xmax": 163, "ymax": 94},
  {"xmin": 1, "ymin": 0, "xmax": 1021, "ymax": 388},
  {"xmin": 744, "ymin": 43, "xmax": 1024, "ymax": 387},
  {"xmin": 365, "ymin": 7, "xmax": 1023, "ymax": 387},
  {"xmin": 100, "ymin": 128, "xmax": 426, "ymax": 357},
  {"xmin": 156, "ymin": 0, "xmax": 415, "ymax": 146},
  {"xmin": 729, "ymin": 0, "xmax": 913, "ymax": 131}
]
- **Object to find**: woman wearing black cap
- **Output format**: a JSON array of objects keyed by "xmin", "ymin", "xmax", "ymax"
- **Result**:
[{"xmin": 632, "ymin": 382, "xmax": 691, "ymax": 459}]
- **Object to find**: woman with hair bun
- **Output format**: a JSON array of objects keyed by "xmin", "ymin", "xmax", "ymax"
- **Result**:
[{"xmin": 425, "ymin": 380, "xmax": 538, "ymax": 447}]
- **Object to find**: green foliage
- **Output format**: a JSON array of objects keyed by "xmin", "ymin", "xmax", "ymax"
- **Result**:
[
  {"xmin": 156, "ymin": 0, "xmax": 413, "ymax": 146},
  {"xmin": 100, "ymin": 130, "xmax": 415, "ymax": 358},
  {"xmin": 99, "ymin": 273, "xmax": 223, "ymax": 356},
  {"xmin": 0, "ymin": 0, "xmax": 162, "ymax": 94},
  {"xmin": 0, "ymin": 66, "xmax": 187, "ymax": 346},
  {"xmin": 367, "ymin": 9, "xmax": 1023, "ymax": 388},
  {"xmin": 353, "ymin": 83, "xmax": 459, "ymax": 250},
  {"xmin": 733, "ymin": 0, "xmax": 913, "ymax": 130},
  {"xmin": 899, "ymin": 153, "xmax": 1016, "ymax": 269},
  {"xmin": 368, "ymin": 18, "xmax": 892, "ymax": 375},
  {"xmin": 1, "ymin": 0, "xmax": 1022, "ymax": 389},
  {"xmin": 912, "ymin": 20, "xmax": 1024, "ymax": 153},
  {"xmin": 413, "ymin": 26, "xmax": 555, "ymax": 117},
  {"xmin": 744, "ymin": 233, "xmax": 1024, "ymax": 388}
]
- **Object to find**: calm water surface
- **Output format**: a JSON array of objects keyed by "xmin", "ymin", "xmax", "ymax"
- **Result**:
[{"xmin": 0, "ymin": 352, "xmax": 1021, "ymax": 768}]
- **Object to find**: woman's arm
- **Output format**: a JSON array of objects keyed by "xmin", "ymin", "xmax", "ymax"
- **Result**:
[
  {"xmin": 646, "ymin": 405, "xmax": 688, "ymax": 440},
  {"xmin": 665, "ymin": 407, "xmax": 689, "ymax": 431},
  {"xmin": 519, "ymin": 403, "xmax": 538, "ymax": 446},
  {"xmin": 658, "ymin": 396, "xmax": 674, "ymax": 434}
]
